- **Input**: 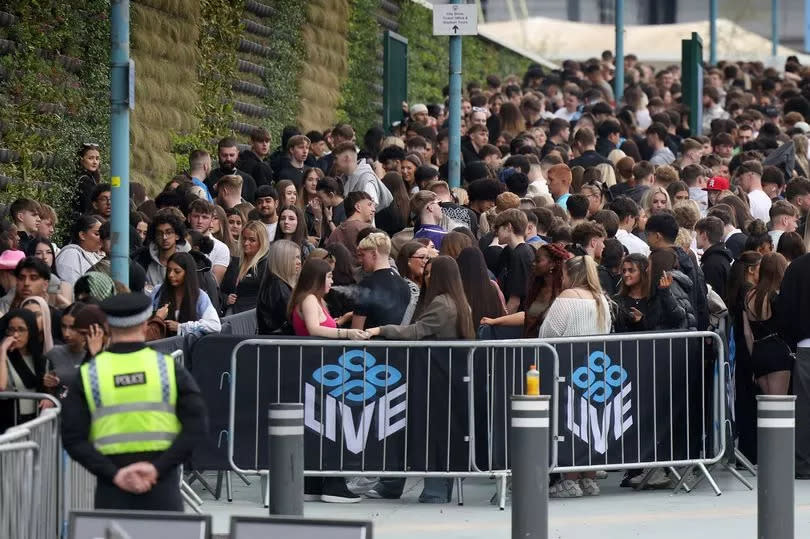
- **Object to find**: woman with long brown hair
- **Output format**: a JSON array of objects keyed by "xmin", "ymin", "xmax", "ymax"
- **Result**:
[
  {"xmin": 288, "ymin": 258, "xmax": 365, "ymax": 340},
  {"xmin": 367, "ymin": 255, "xmax": 473, "ymax": 504},
  {"xmin": 743, "ymin": 252, "xmax": 791, "ymax": 394},
  {"xmin": 456, "ymin": 247, "xmax": 505, "ymax": 329},
  {"xmin": 298, "ymin": 166, "xmax": 325, "ymax": 241},
  {"xmin": 481, "ymin": 243, "xmax": 571, "ymax": 337},
  {"xmin": 368, "ymin": 255, "xmax": 474, "ymax": 340},
  {"xmin": 274, "ymin": 205, "xmax": 315, "ymax": 258},
  {"xmin": 377, "ymin": 172, "xmax": 410, "ymax": 236},
  {"xmin": 499, "ymin": 101, "xmax": 526, "ymax": 136}
]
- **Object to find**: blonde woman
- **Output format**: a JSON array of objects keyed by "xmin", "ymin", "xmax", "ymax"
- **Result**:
[
  {"xmin": 298, "ymin": 167, "xmax": 325, "ymax": 242},
  {"xmin": 221, "ymin": 220, "xmax": 270, "ymax": 314},
  {"xmin": 641, "ymin": 185, "xmax": 672, "ymax": 215},
  {"xmin": 595, "ymin": 162, "xmax": 617, "ymax": 187},
  {"xmin": 540, "ymin": 255, "xmax": 611, "ymax": 499},
  {"xmin": 257, "ymin": 240, "xmax": 302, "ymax": 334},
  {"xmin": 793, "ymin": 134, "xmax": 809, "ymax": 178},
  {"xmin": 539, "ymin": 255, "xmax": 611, "ymax": 338}
]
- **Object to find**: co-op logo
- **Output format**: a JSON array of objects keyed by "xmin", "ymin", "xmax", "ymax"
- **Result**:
[
  {"xmin": 566, "ymin": 351, "xmax": 633, "ymax": 454},
  {"xmin": 304, "ymin": 350, "xmax": 407, "ymax": 454}
]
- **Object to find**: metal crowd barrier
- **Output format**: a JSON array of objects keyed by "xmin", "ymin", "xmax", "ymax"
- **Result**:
[
  {"xmin": 0, "ymin": 391, "xmax": 61, "ymax": 539},
  {"xmin": 535, "ymin": 331, "xmax": 727, "ymax": 493},
  {"xmin": 224, "ymin": 331, "xmax": 728, "ymax": 506},
  {"xmin": 227, "ymin": 339, "xmax": 560, "ymax": 492},
  {"xmin": 0, "ymin": 437, "xmax": 40, "ymax": 539}
]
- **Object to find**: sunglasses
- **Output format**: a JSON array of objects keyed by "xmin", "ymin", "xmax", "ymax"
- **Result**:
[{"xmin": 82, "ymin": 142, "xmax": 100, "ymax": 149}]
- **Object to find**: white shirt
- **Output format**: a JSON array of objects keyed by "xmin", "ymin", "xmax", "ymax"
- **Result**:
[
  {"xmin": 264, "ymin": 221, "xmax": 278, "ymax": 242},
  {"xmin": 615, "ymin": 228, "xmax": 650, "ymax": 256},
  {"xmin": 747, "ymin": 189, "xmax": 772, "ymax": 222},
  {"xmin": 207, "ymin": 235, "xmax": 231, "ymax": 269},
  {"xmin": 553, "ymin": 107, "xmax": 578, "ymax": 122},
  {"xmin": 769, "ymin": 229, "xmax": 784, "ymax": 248}
]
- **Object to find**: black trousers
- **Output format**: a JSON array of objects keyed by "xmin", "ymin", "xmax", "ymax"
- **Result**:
[
  {"xmin": 95, "ymin": 467, "xmax": 183, "ymax": 511},
  {"xmin": 795, "ymin": 348, "xmax": 810, "ymax": 475}
]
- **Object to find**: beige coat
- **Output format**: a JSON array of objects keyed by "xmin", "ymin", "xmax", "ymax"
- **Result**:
[{"xmin": 379, "ymin": 294, "xmax": 461, "ymax": 340}]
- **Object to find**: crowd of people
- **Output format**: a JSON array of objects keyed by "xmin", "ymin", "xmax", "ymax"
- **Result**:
[{"xmin": 3, "ymin": 50, "xmax": 810, "ymax": 502}]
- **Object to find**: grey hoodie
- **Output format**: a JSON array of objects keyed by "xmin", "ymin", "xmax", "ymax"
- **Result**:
[
  {"xmin": 342, "ymin": 161, "xmax": 393, "ymax": 209},
  {"xmin": 145, "ymin": 242, "xmax": 191, "ymax": 289},
  {"xmin": 54, "ymin": 244, "xmax": 104, "ymax": 286}
]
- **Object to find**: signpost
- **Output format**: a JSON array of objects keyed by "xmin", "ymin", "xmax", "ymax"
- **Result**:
[
  {"xmin": 433, "ymin": 2, "xmax": 478, "ymax": 189},
  {"xmin": 432, "ymin": 3, "xmax": 478, "ymax": 35}
]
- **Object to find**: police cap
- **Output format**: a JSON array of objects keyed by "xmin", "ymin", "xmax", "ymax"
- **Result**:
[{"xmin": 100, "ymin": 293, "xmax": 153, "ymax": 328}]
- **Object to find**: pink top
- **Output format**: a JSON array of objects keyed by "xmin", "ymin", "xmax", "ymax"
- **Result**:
[{"xmin": 292, "ymin": 301, "xmax": 337, "ymax": 336}]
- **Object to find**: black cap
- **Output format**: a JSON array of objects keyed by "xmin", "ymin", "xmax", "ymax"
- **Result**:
[
  {"xmin": 255, "ymin": 184, "xmax": 278, "ymax": 200},
  {"xmin": 100, "ymin": 293, "xmax": 152, "ymax": 328}
]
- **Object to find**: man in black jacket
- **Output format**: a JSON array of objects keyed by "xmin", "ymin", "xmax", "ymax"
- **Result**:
[
  {"xmin": 204, "ymin": 137, "xmax": 257, "ymax": 202},
  {"xmin": 236, "ymin": 127, "xmax": 273, "ymax": 189},
  {"xmin": 777, "ymin": 252, "xmax": 810, "ymax": 478},
  {"xmin": 647, "ymin": 213, "xmax": 710, "ymax": 330},
  {"xmin": 568, "ymin": 127, "xmax": 610, "ymax": 169},
  {"xmin": 696, "ymin": 216, "xmax": 733, "ymax": 299}
]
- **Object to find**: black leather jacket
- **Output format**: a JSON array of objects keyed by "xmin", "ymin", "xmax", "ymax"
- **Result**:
[{"xmin": 256, "ymin": 273, "xmax": 293, "ymax": 335}]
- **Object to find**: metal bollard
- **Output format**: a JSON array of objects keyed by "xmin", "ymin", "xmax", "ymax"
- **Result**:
[
  {"xmin": 510, "ymin": 395, "xmax": 550, "ymax": 539},
  {"xmin": 756, "ymin": 395, "xmax": 796, "ymax": 539},
  {"xmin": 267, "ymin": 403, "xmax": 304, "ymax": 516}
]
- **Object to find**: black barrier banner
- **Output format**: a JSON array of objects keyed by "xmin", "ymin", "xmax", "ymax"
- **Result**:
[
  {"xmin": 188, "ymin": 335, "xmax": 236, "ymax": 470},
  {"xmin": 484, "ymin": 335, "xmax": 705, "ymax": 468},
  {"xmin": 189, "ymin": 334, "xmax": 708, "ymax": 474},
  {"xmin": 228, "ymin": 343, "xmax": 471, "ymax": 472}
]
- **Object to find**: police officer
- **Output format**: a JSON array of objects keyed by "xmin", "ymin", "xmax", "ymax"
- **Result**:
[{"xmin": 62, "ymin": 293, "xmax": 207, "ymax": 510}]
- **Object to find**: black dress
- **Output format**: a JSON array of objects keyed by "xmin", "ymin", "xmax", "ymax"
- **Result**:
[
  {"xmin": 221, "ymin": 256, "xmax": 268, "ymax": 314},
  {"xmin": 746, "ymin": 294, "xmax": 794, "ymax": 378}
]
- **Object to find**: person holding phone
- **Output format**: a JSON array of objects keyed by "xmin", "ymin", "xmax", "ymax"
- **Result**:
[
  {"xmin": 613, "ymin": 254, "xmax": 689, "ymax": 332},
  {"xmin": 43, "ymin": 303, "xmax": 108, "ymax": 402}
]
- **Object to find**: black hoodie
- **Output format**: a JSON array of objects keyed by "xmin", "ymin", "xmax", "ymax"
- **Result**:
[
  {"xmin": 236, "ymin": 150, "xmax": 273, "ymax": 188},
  {"xmin": 189, "ymin": 250, "xmax": 219, "ymax": 309},
  {"xmin": 700, "ymin": 242, "xmax": 734, "ymax": 300},
  {"xmin": 777, "ymin": 252, "xmax": 810, "ymax": 346}
]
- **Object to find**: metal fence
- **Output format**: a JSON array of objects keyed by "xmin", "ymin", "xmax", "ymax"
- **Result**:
[
  {"xmin": 0, "ymin": 391, "xmax": 96, "ymax": 539},
  {"xmin": 227, "ymin": 339, "xmax": 560, "ymax": 481},
  {"xmin": 225, "ymin": 332, "xmax": 728, "ymax": 505},
  {"xmin": 476, "ymin": 331, "xmax": 726, "ymax": 474}
]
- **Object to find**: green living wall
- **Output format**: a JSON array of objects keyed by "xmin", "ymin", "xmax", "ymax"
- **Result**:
[
  {"xmin": 0, "ymin": 1, "xmax": 111, "ymax": 236},
  {"xmin": 0, "ymin": 0, "xmax": 536, "ymax": 236}
]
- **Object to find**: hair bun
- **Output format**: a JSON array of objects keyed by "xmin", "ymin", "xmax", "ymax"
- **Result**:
[{"xmin": 747, "ymin": 219, "xmax": 768, "ymax": 236}]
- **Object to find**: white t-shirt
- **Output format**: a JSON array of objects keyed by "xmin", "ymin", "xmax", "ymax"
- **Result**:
[
  {"xmin": 769, "ymin": 229, "xmax": 784, "ymax": 248},
  {"xmin": 264, "ymin": 221, "xmax": 278, "ymax": 242},
  {"xmin": 747, "ymin": 189, "xmax": 772, "ymax": 223},
  {"xmin": 615, "ymin": 228, "xmax": 650, "ymax": 256},
  {"xmin": 208, "ymin": 236, "xmax": 232, "ymax": 269}
]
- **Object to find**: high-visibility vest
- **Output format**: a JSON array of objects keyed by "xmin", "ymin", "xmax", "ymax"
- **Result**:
[{"xmin": 80, "ymin": 348, "xmax": 181, "ymax": 455}]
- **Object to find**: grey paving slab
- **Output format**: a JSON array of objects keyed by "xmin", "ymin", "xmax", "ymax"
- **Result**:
[{"xmin": 193, "ymin": 472, "xmax": 810, "ymax": 538}]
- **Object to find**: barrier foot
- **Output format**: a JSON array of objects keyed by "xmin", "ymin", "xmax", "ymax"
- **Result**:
[
  {"xmin": 181, "ymin": 480, "xmax": 204, "ymax": 506},
  {"xmin": 723, "ymin": 462, "xmax": 754, "ymax": 490},
  {"xmin": 191, "ymin": 470, "xmax": 219, "ymax": 500},
  {"xmin": 214, "ymin": 471, "xmax": 223, "ymax": 500},
  {"xmin": 235, "ymin": 470, "xmax": 252, "ymax": 486},
  {"xmin": 262, "ymin": 474, "xmax": 269, "ymax": 508},
  {"xmin": 499, "ymin": 475, "xmax": 507, "ymax": 511},
  {"xmin": 182, "ymin": 491, "xmax": 202, "ymax": 514},
  {"xmin": 734, "ymin": 449, "xmax": 757, "ymax": 477},
  {"xmin": 671, "ymin": 466, "xmax": 693, "ymax": 494},
  {"xmin": 226, "ymin": 471, "xmax": 234, "ymax": 502},
  {"xmin": 456, "ymin": 478, "xmax": 464, "ymax": 506},
  {"xmin": 697, "ymin": 463, "xmax": 722, "ymax": 496}
]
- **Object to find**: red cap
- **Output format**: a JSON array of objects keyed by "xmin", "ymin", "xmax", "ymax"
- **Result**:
[{"xmin": 704, "ymin": 176, "xmax": 730, "ymax": 192}]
